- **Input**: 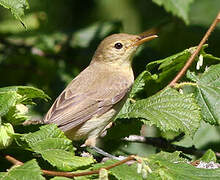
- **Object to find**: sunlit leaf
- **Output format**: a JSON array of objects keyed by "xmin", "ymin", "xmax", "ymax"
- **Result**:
[
  {"xmin": 127, "ymin": 87, "xmax": 201, "ymax": 136},
  {"xmin": 152, "ymin": 0, "xmax": 194, "ymax": 24},
  {"xmin": 1, "ymin": 159, "xmax": 45, "ymax": 180},
  {"xmin": 0, "ymin": 0, "xmax": 29, "ymax": 26},
  {"xmin": 148, "ymin": 151, "xmax": 220, "ymax": 180},
  {"xmin": 22, "ymin": 124, "xmax": 95, "ymax": 171},
  {"xmin": 200, "ymin": 149, "xmax": 217, "ymax": 163},
  {"xmin": 187, "ymin": 64, "xmax": 220, "ymax": 125}
]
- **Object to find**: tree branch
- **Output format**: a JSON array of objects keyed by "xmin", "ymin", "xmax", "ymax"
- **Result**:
[
  {"xmin": 5, "ymin": 154, "xmax": 136, "ymax": 178},
  {"xmin": 169, "ymin": 11, "xmax": 220, "ymax": 87}
]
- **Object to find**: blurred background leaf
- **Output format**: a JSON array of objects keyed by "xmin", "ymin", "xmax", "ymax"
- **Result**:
[{"xmin": 0, "ymin": 0, "xmax": 220, "ymax": 174}]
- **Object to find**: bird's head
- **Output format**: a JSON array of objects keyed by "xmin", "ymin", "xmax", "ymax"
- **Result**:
[{"xmin": 91, "ymin": 33, "xmax": 158, "ymax": 66}]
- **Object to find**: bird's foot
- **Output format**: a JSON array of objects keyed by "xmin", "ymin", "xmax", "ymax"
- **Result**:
[{"xmin": 90, "ymin": 146, "xmax": 126, "ymax": 161}]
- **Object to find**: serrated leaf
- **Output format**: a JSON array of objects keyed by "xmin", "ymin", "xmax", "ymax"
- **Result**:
[
  {"xmin": 152, "ymin": 0, "xmax": 194, "ymax": 24},
  {"xmin": 0, "ymin": 0, "xmax": 29, "ymax": 27},
  {"xmin": 22, "ymin": 124, "xmax": 95, "ymax": 171},
  {"xmin": 0, "ymin": 91, "xmax": 21, "ymax": 117},
  {"xmin": 147, "ymin": 46, "xmax": 197, "ymax": 72},
  {"xmin": 198, "ymin": 64, "xmax": 220, "ymax": 87},
  {"xmin": 186, "ymin": 71, "xmax": 199, "ymax": 82},
  {"xmin": 200, "ymin": 149, "xmax": 217, "ymax": 163},
  {"xmin": 0, "ymin": 86, "xmax": 49, "ymax": 124},
  {"xmin": 117, "ymin": 70, "xmax": 153, "ymax": 119},
  {"xmin": 193, "ymin": 64, "xmax": 220, "ymax": 125},
  {"xmin": 0, "ymin": 123, "xmax": 14, "ymax": 149},
  {"xmin": 22, "ymin": 124, "xmax": 69, "ymax": 146},
  {"xmin": 127, "ymin": 87, "xmax": 201, "ymax": 136},
  {"xmin": 147, "ymin": 151, "xmax": 220, "ymax": 180},
  {"xmin": 129, "ymin": 70, "xmax": 152, "ymax": 99},
  {"xmin": 146, "ymin": 44, "xmax": 220, "ymax": 90},
  {"xmin": 196, "ymin": 85, "xmax": 220, "ymax": 125},
  {"xmin": 22, "ymin": 124, "xmax": 74, "ymax": 153},
  {"xmin": 149, "ymin": 151, "xmax": 186, "ymax": 163},
  {"xmin": 5, "ymin": 104, "xmax": 29, "ymax": 125},
  {"xmin": 51, "ymin": 177, "xmax": 72, "ymax": 180},
  {"xmin": 41, "ymin": 149, "xmax": 95, "ymax": 171},
  {"xmin": 146, "ymin": 46, "xmax": 198, "ymax": 89},
  {"xmin": 1, "ymin": 159, "xmax": 45, "ymax": 180},
  {"xmin": 92, "ymin": 160, "xmax": 142, "ymax": 180},
  {"xmin": 116, "ymin": 99, "xmax": 132, "ymax": 119},
  {"xmin": 0, "ymin": 86, "xmax": 50, "ymax": 102}
]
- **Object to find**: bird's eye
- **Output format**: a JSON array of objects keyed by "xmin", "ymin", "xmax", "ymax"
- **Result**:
[{"xmin": 114, "ymin": 42, "xmax": 123, "ymax": 49}]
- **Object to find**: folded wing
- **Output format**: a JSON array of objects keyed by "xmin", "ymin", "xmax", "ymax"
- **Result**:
[{"xmin": 43, "ymin": 64, "xmax": 132, "ymax": 132}]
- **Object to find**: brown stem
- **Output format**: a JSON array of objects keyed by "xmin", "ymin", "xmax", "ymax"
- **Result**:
[
  {"xmin": 5, "ymin": 155, "xmax": 136, "ymax": 178},
  {"xmin": 5, "ymin": 155, "xmax": 24, "ymax": 166},
  {"xmin": 169, "ymin": 11, "xmax": 220, "ymax": 87}
]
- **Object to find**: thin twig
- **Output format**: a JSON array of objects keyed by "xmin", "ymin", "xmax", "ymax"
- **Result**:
[
  {"xmin": 5, "ymin": 155, "xmax": 24, "ymax": 166},
  {"xmin": 5, "ymin": 155, "xmax": 136, "ymax": 178},
  {"xmin": 123, "ymin": 135, "xmax": 220, "ymax": 158},
  {"xmin": 169, "ymin": 11, "xmax": 220, "ymax": 87}
]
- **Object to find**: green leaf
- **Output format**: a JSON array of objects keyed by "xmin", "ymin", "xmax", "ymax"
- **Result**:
[
  {"xmin": 147, "ymin": 151, "xmax": 220, "ymax": 180},
  {"xmin": 116, "ymin": 99, "xmax": 132, "ymax": 119},
  {"xmin": 0, "ymin": 173, "xmax": 6, "ymax": 178},
  {"xmin": 1, "ymin": 159, "xmax": 45, "ymax": 180},
  {"xmin": 4, "ymin": 104, "xmax": 29, "ymax": 125},
  {"xmin": 0, "ymin": 0, "xmax": 29, "ymax": 27},
  {"xmin": 190, "ymin": 0, "xmax": 220, "ymax": 27},
  {"xmin": 22, "ymin": 124, "xmax": 95, "ymax": 171},
  {"xmin": 127, "ymin": 87, "xmax": 201, "ymax": 136},
  {"xmin": 129, "ymin": 70, "xmax": 152, "ymax": 99},
  {"xmin": 147, "ymin": 46, "xmax": 196, "ymax": 73},
  {"xmin": 117, "ymin": 70, "xmax": 153, "ymax": 119},
  {"xmin": 40, "ymin": 149, "xmax": 95, "ymax": 171},
  {"xmin": 146, "ymin": 46, "xmax": 198, "ymax": 89},
  {"xmin": 0, "ymin": 86, "xmax": 50, "ymax": 124},
  {"xmin": 192, "ymin": 64, "xmax": 220, "ymax": 125},
  {"xmin": 51, "ymin": 177, "xmax": 72, "ymax": 180},
  {"xmin": 0, "ymin": 13, "xmax": 40, "ymax": 33},
  {"xmin": 0, "ymin": 123, "xmax": 14, "ymax": 149},
  {"xmin": 21, "ymin": 124, "xmax": 74, "ymax": 153},
  {"xmin": 152, "ymin": 0, "xmax": 194, "ymax": 24},
  {"xmin": 0, "ymin": 86, "xmax": 50, "ymax": 103},
  {"xmin": 92, "ymin": 160, "xmax": 143, "ymax": 180},
  {"xmin": 200, "ymin": 149, "xmax": 217, "ymax": 163},
  {"xmin": 149, "ymin": 151, "xmax": 186, "ymax": 163},
  {"xmin": 0, "ymin": 91, "xmax": 21, "ymax": 117}
]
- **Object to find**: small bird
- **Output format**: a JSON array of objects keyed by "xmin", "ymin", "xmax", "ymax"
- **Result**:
[{"xmin": 43, "ymin": 33, "xmax": 157, "ymax": 147}]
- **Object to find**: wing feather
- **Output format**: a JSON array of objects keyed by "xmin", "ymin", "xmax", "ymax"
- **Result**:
[{"xmin": 44, "ymin": 63, "xmax": 133, "ymax": 132}]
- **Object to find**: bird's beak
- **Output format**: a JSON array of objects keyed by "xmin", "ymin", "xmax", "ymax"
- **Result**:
[{"xmin": 134, "ymin": 34, "xmax": 158, "ymax": 46}]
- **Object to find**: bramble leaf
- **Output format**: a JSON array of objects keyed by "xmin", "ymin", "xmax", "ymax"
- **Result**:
[
  {"xmin": 200, "ymin": 149, "xmax": 217, "ymax": 163},
  {"xmin": 1, "ymin": 159, "xmax": 45, "ymax": 180},
  {"xmin": 187, "ymin": 64, "xmax": 220, "ymax": 125},
  {"xmin": 147, "ymin": 151, "xmax": 220, "ymax": 180},
  {"xmin": 127, "ymin": 87, "xmax": 201, "ymax": 136},
  {"xmin": 22, "ymin": 124, "xmax": 95, "ymax": 171}
]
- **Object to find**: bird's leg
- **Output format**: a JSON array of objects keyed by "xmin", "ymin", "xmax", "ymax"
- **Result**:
[{"xmin": 83, "ymin": 137, "xmax": 125, "ymax": 161}]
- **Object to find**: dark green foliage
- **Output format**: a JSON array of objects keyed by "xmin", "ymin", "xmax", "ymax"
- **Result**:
[{"xmin": 0, "ymin": 0, "xmax": 220, "ymax": 179}]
